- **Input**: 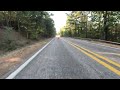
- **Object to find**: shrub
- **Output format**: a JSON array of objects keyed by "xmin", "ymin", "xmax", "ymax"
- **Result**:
[{"xmin": 0, "ymin": 40, "xmax": 17, "ymax": 51}]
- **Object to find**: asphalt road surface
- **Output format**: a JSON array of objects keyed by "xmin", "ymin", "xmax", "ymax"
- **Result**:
[{"xmin": 13, "ymin": 37, "xmax": 120, "ymax": 79}]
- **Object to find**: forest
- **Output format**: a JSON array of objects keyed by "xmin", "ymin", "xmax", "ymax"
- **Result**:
[
  {"xmin": 0, "ymin": 11, "xmax": 56, "ymax": 52},
  {"xmin": 0, "ymin": 11, "xmax": 56, "ymax": 39},
  {"xmin": 60, "ymin": 11, "xmax": 120, "ymax": 43}
]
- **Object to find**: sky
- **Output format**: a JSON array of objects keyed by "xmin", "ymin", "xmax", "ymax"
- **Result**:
[{"xmin": 49, "ymin": 11, "xmax": 71, "ymax": 33}]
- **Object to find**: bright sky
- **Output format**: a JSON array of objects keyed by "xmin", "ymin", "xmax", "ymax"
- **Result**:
[{"xmin": 49, "ymin": 11, "xmax": 71, "ymax": 33}]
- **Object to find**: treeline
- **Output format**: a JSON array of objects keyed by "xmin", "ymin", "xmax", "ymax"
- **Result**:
[
  {"xmin": 0, "ymin": 11, "xmax": 56, "ymax": 39},
  {"xmin": 60, "ymin": 11, "xmax": 120, "ymax": 42}
]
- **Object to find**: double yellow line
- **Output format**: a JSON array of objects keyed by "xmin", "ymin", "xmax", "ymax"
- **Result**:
[{"xmin": 63, "ymin": 39, "xmax": 120, "ymax": 76}]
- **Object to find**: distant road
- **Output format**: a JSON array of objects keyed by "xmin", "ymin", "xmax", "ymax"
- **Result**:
[{"xmin": 8, "ymin": 37, "xmax": 120, "ymax": 79}]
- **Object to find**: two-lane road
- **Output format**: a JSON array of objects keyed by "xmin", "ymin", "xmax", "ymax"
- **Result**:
[{"xmin": 8, "ymin": 37, "xmax": 120, "ymax": 79}]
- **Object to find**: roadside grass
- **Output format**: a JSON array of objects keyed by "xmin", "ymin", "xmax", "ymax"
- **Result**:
[{"xmin": 0, "ymin": 38, "xmax": 52, "ymax": 78}]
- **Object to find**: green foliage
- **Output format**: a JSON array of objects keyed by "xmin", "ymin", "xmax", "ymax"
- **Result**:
[
  {"xmin": 0, "ymin": 11, "xmax": 56, "ymax": 52},
  {"xmin": 0, "ymin": 27, "xmax": 17, "ymax": 51},
  {"xmin": 0, "ymin": 11, "xmax": 56, "ymax": 39},
  {"xmin": 60, "ymin": 11, "xmax": 120, "ymax": 43},
  {"xmin": 2, "ymin": 40, "xmax": 17, "ymax": 51}
]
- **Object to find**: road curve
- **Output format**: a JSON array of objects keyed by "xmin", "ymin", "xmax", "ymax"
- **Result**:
[{"xmin": 13, "ymin": 37, "xmax": 120, "ymax": 79}]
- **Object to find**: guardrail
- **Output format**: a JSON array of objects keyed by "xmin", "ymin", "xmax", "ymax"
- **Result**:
[{"xmin": 74, "ymin": 37, "xmax": 120, "ymax": 45}]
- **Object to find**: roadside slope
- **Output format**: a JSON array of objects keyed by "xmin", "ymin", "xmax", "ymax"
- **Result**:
[{"xmin": 0, "ymin": 38, "xmax": 52, "ymax": 78}]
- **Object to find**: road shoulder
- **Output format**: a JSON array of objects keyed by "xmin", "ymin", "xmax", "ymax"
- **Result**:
[
  {"xmin": 0, "ymin": 38, "xmax": 52, "ymax": 79},
  {"xmin": 73, "ymin": 37, "xmax": 120, "ymax": 49}
]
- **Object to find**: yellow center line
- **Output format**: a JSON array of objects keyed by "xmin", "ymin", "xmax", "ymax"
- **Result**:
[
  {"xmin": 63, "ymin": 39, "xmax": 120, "ymax": 76},
  {"xmin": 67, "ymin": 40, "xmax": 120, "ymax": 68}
]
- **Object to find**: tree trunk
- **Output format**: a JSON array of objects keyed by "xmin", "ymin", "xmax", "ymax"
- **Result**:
[
  {"xmin": 27, "ymin": 32, "xmax": 29, "ymax": 39},
  {"xmin": 85, "ymin": 27, "xmax": 87, "ymax": 38},
  {"xmin": 78, "ymin": 29, "xmax": 80, "ymax": 36},
  {"xmin": 8, "ymin": 11, "xmax": 12, "ymax": 27},
  {"xmin": 85, "ymin": 22, "xmax": 87, "ymax": 38},
  {"xmin": 98, "ymin": 12, "xmax": 102, "ymax": 39},
  {"xmin": 18, "ymin": 20, "xmax": 20, "ymax": 32},
  {"xmin": 6, "ymin": 19, "xmax": 9, "ymax": 26},
  {"xmin": 103, "ymin": 11, "xmax": 108, "ymax": 40}
]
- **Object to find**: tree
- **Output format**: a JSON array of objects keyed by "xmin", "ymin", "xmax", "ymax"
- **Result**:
[
  {"xmin": 60, "ymin": 11, "xmax": 120, "ymax": 43},
  {"xmin": 0, "ymin": 11, "xmax": 56, "ymax": 39}
]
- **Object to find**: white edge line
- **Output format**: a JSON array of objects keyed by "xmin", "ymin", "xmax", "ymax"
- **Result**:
[{"xmin": 6, "ymin": 38, "xmax": 54, "ymax": 79}]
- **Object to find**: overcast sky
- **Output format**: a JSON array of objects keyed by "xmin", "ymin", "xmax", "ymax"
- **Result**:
[{"xmin": 49, "ymin": 11, "xmax": 71, "ymax": 33}]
